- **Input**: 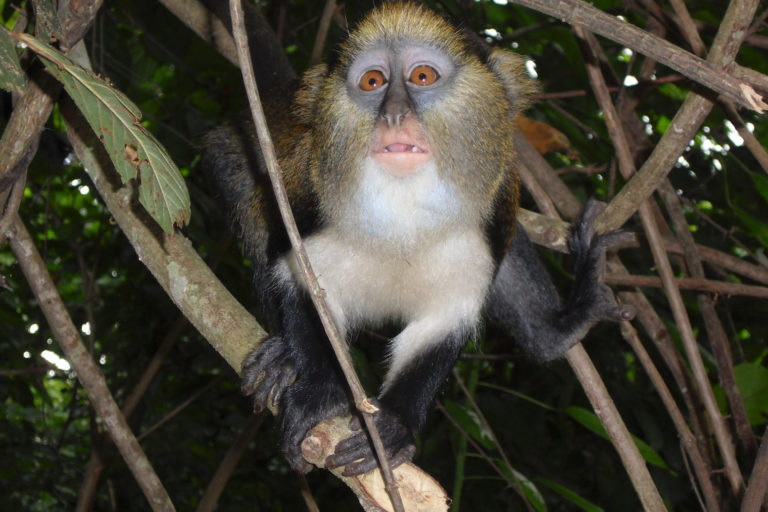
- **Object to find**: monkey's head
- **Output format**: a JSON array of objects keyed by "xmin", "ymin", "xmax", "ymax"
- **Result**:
[{"xmin": 295, "ymin": 1, "xmax": 536, "ymax": 247}]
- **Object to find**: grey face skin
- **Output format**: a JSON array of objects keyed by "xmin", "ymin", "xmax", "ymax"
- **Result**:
[{"xmin": 345, "ymin": 45, "xmax": 457, "ymax": 118}]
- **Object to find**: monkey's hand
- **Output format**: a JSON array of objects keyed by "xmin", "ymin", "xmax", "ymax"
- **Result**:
[
  {"xmin": 241, "ymin": 335, "xmax": 298, "ymax": 416},
  {"xmin": 324, "ymin": 402, "xmax": 416, "ymax": 477},
  {"xmin": 243, "ymin": 335, "xmax": 354, "ymax": 473},
  {"xmin": 564, "ymin": 199, "xmax": 635, "ymax": 325}
]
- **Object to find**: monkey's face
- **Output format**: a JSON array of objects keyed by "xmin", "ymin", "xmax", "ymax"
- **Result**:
[
  {"xmin": 346, "ymin": 44, "xmax": 457, "ymax": 179},
  {"xmin": 303, "ymin": 2, "xmax": 534, "ymax": 244}
]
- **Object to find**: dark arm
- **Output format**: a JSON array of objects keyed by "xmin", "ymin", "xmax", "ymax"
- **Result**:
[{"xmin": 488, "ymin": 202, "xmax": 634, "ymax": 361}]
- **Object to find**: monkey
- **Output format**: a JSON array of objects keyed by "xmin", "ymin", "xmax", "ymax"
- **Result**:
[{"xmin": 202, "ymin": 1, "xmax": 632, "ymax": 477}]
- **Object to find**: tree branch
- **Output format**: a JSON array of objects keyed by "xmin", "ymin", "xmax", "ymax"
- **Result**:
[{"xmin": 7, "ymin": 216, "xmax": 175, "ymax": 511}]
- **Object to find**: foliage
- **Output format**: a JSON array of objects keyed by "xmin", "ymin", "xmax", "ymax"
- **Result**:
[{"xmin": 1, "ymin": 0, "xmax": 767, "ymax": 510}]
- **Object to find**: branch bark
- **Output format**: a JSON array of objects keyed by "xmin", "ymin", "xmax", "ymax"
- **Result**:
[
  {"xmin": 7, "ymin": 216, "xmax": 175, "ymax": 512},
  {"xmin": 577, "ymin": 24, "xmax": 744, "ymax": 496},
  {"xmin": 509, "ymin": 0, "xmax": 766, "ymax": 112}
]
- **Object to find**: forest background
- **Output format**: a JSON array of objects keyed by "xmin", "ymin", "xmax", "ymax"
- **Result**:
[{"xmin": 1, "ymin": 0, "xmax": 768, "ymax": 510}]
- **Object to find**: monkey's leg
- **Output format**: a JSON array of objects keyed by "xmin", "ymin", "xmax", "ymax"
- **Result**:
[
  {"xmin": 326, "ymin": 326, "xmax": 468, "ymax": 476},
  {"xmin": 242, "ymin": 282, "xmax": 352, "ymax": 473},
  {"xmin": 488, "ymin": 201, "xmax": 634, "ymax": 361}
]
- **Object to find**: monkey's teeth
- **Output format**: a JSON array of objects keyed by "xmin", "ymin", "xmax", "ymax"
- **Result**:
[{"xmin": 382, "ymin": 143, "xmax": 424, "ymax": 153}]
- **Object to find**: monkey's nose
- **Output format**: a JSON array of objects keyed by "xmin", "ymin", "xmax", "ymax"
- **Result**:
[
  {"xmin": 379, "ymin": 79, "xmax": 413, "ymax": 128},
  {"xmin": 382, "ymin": 109, "xmax": 411, "ymax": 128}
]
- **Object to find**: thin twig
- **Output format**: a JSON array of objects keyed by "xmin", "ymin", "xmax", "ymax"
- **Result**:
[
  {"xmin": 137, "ymin": 378, "xmax": 221, "ymax": 442},
  {"xmin": 722, "ymin": 101, "xmax": 768, "ymax": 175},
  {"xmin": 518, "ymin": 162, "xmax": 560, "ymax": 219},
  {"xmin": 741, "ymin": 425, "xmax": 768, "ymax": 512},
  {"xmin": 7, "ymin": 216, "xmax": 175, "ymax": 511},
  {"xmin": 297, "ymin": 474, "xmax": 322, "ymax": 512},
  {"xmin": 197, "ymin": 413, "xmax": 267, "ymax": 512},
  {"xmin": 451, "ymin": 368, "xmax": 536, "ymax": 512},
  {"xmin": 309, "ymin": 0, "xmax": 336, "ymax": 66},
  {"xmin": 226, "ymin": 2, "xmax": 405, "ymax": 511},
  {"xmin": 565, "ymin": 344, "xmax": 666, "ymax": 510},
  {"xmin": 0, "ymin": 167, "xmax": 27, "ymax": 238},
  {"xmin": 620, "ymin": 321, "xmax": 720, "ymax": 511},
  {"xmin": 156, "ymin": 0, "xmax": 238, "ymax": 65},
  {"xmin": 605, "ymin": 273, "xmax": 768, "ymax": 299},
  {"xmin": 577, "ymin": 25, "xmax": 744, "ymax": 496},
  {"xmin": 435, "ymin": 402, "xmax": 524, "ymax": 497},
  {"xmin": 515, "ymin": 133, "xmax": 582, "ymax": 220},
  {"xmin": 658, "ymin": 180, "xmax": 757, "ymax": 457},
  {"xmin": 668, "ymin": 0, "xmax": 706, "ymax": 56}
]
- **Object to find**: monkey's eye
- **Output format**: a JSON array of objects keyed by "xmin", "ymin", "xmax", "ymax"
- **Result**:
[
  {"xmin": 408, "ymin": 65, "xmax": 440, "ymax": 86},
  {"xmin": 359, "ymin": 70, "xmax": 387, "ymax": 91}
]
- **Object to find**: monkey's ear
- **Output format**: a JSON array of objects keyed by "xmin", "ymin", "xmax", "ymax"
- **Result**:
[
  {"xmin": 487, "ymin": 48, "xmax": 538, "ymax": 115},
  {"xmin": 294, "ymin": 64, "xmax": 329, "ymax": 122}
]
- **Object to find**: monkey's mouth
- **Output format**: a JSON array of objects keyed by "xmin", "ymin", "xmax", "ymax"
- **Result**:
[
  {"xmin": 372, "ymin": 142, "xmax": 432, "ymax": 177},
  {"xmin": 379, "ymin": 143, "xmax": 428, "ymax": 154}
]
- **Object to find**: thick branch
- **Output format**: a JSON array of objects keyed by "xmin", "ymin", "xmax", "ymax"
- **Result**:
[
  {"xmin": 598, "ymin": 0, "xmax": 762, "ymax": 232},
  {"xmin": 62, "ymin": 102, "xmax": 265, "ymax": 373},
  {"xmin": 7, "ymin": 216, "xmax": 175, "ymax": 511},
  {"xmin": 509, "ymin": 0, "xmax": 766, "ymax": 111}
]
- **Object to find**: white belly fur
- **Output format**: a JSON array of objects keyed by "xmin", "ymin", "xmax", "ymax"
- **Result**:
[{"xmin": 274, "ymin": 227, "xmax": 494, "ymax": 388}]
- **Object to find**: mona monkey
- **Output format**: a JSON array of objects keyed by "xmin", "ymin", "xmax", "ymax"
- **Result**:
[{"xmin": 202, "ymin": 1, "xmax": 632, "ymax": 476}]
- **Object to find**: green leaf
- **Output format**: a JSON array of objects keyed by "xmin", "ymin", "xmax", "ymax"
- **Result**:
[
  {"xmin": 750, "ymin": 173, "xmax": 768, "ymax": 206},
  {"xmin": 0, "ymin": 27, "xmax": 24, "ymax": 94},
  {"xmin": 443, "ymin": 399, "xmax": 495, "ymax": 450},
  {"xmin": 478, "ymin": 382, "xmax": 556, "ymax": 411},
  {"xmin": 715, "ymin": 363, "xmax": 768, "ymax": 426},
  {"xmin": 658, "ymin": 83, "xmax": 688, "ymax": 101},
  {"xmin": 19, "ymin": 33, "xmax": 191, "ymax": 233},
  {"xmin": 539, "ymin": 479, "xmax": 606, "ymax": 512},
  {"xmin": 565, "ymin": 406, "xmax": 674, "ymax": 473},
  {"xmin": 731, "ymin": 203, "xmax": 768, "ymax": 248}
]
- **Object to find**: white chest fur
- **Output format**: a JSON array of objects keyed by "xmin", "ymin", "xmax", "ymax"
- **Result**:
[
  {"xmin": 273, "ymin": 159, "xmax": 495, "ymax": 384},
  {"xmin": 276, "ymin": 227, "xmax": 493, "ymax": 333}
]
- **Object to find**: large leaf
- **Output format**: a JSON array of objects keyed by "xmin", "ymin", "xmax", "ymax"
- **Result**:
[
  {"xmin": 0, "ymin": 27, "xmax": 24, "ymax": 94},
  {"xmin": 18, "ymin": 33, "xmax": 191, "ymax": 233}
]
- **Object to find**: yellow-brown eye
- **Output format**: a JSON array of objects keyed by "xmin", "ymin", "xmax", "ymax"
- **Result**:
[
  {"xmin": 409, "ymin": 65, "xmax": 439, "ymax": 86},
  {"xmin": 359, "ymin": 70, "xmax": 387, "ymax": 91}
]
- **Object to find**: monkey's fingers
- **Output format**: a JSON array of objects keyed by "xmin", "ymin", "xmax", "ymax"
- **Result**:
[
  {"xmin": 241, "ymin": 335, "xmax": 297, "ymax": 413},
  {"xmin": 252, "ymin": 362, "xmax": 296, "ymax": 413},
  {"xmin": 325, "ymin": 429, "xmax": 415, "ymax": 476},
  {"xmin": 611, "ymin": 304, "xmax": 636, "ymax": 321},
  {"xmin": 594, "ymin": 284, "xmax": 636, "ymax": 323},
  {"xmin": 325, "ymin": 430, "xmax": 371, "ymax": 469},
  {"xmin": 342, "ymin": 444, "xmax": 416, "ymax": 477}
]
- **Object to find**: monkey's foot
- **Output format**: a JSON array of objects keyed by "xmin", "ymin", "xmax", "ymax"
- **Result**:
[
  {"xmin": 277, "ymin": 375, "xmax": 352, "ymax": 474},
  {"xmin": 567, "ymin": 199, "xmax": 635, "ymax": 323},
  {"xmin": 324, "ymin": 405, "xmax": 416, "ymax": 476},
  {"xmin": 241, "ymin": 335, "xmax": 297, "ymax": 415}
]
